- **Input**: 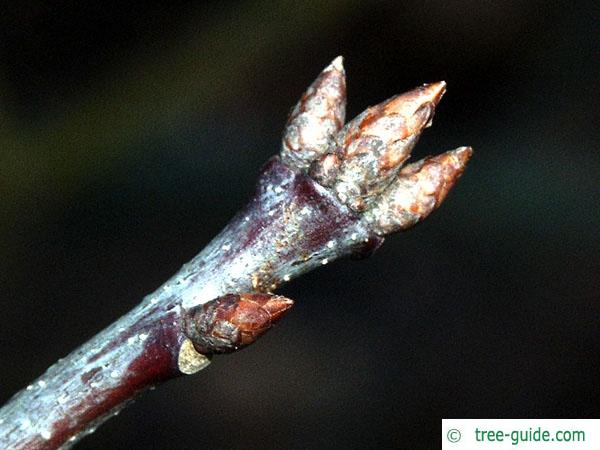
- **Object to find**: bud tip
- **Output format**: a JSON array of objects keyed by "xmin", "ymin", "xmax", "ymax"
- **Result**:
[
  {"xmin": 451, "ymin": 145, "xmax": 473, "ymax": 164},
  {"xmin": 246, "ymin": 294, "xmax": 294, "ymax": 324},
  {"xmin": 330, "ymin": 55, "xmax": 344, "ymax": 72},
  {"xmin": 423, "ymin": 81, "xmax": 447, "ymax": 106}
]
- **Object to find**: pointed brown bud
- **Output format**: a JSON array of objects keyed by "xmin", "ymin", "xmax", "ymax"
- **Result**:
[
  {"xmin": 182, "ymin": 293, "xmax": 294, "ymax": 354},
  {"xmin": 364, "ymin": 146, "xmax": 472, "ymax": 235},
  {"xmin": 280, "ymin": 56, "xmax": 346, "ymax": 171},
  {"xmin": 332, "ymin": 82, "xmax": 446, "ymax": 211}
]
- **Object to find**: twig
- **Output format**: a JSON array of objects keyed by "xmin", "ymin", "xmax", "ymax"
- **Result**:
[{"xmin": 0, "ymin": 56, "xmax": 471, "ymax": 449}]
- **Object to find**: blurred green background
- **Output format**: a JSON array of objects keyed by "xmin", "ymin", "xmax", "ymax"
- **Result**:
[{"xmin": 1, "ymin": 1, "xmax": 598, "ymax": 448}]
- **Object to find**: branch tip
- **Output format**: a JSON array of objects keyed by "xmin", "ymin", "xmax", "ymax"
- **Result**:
[{"xmin": 0, "ymin": 59, "xmax": 473, "ymax": 449}]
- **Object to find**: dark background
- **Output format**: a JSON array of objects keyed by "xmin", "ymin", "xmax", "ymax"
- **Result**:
[{"xmin": 1, "ymin": 1, "xmax": 598, "ymax": 448}]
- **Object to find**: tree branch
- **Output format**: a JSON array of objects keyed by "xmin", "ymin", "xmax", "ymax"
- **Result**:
[{"xmin": 0, "ymin": 56, "xmax": 471, "ymax": 449}]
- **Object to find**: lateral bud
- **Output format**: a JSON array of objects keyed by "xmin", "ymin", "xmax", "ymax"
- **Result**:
[
  {"xmin": 182, "ymin": 293, "xmax": 294, "ymax": 354},
  {"xmin": 280, "ymin": 56, "xmax": 346, "ymax": 171},
  {"xmin": 364, "ymin": 146, "xmax": 472, "ymax": 235}
]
